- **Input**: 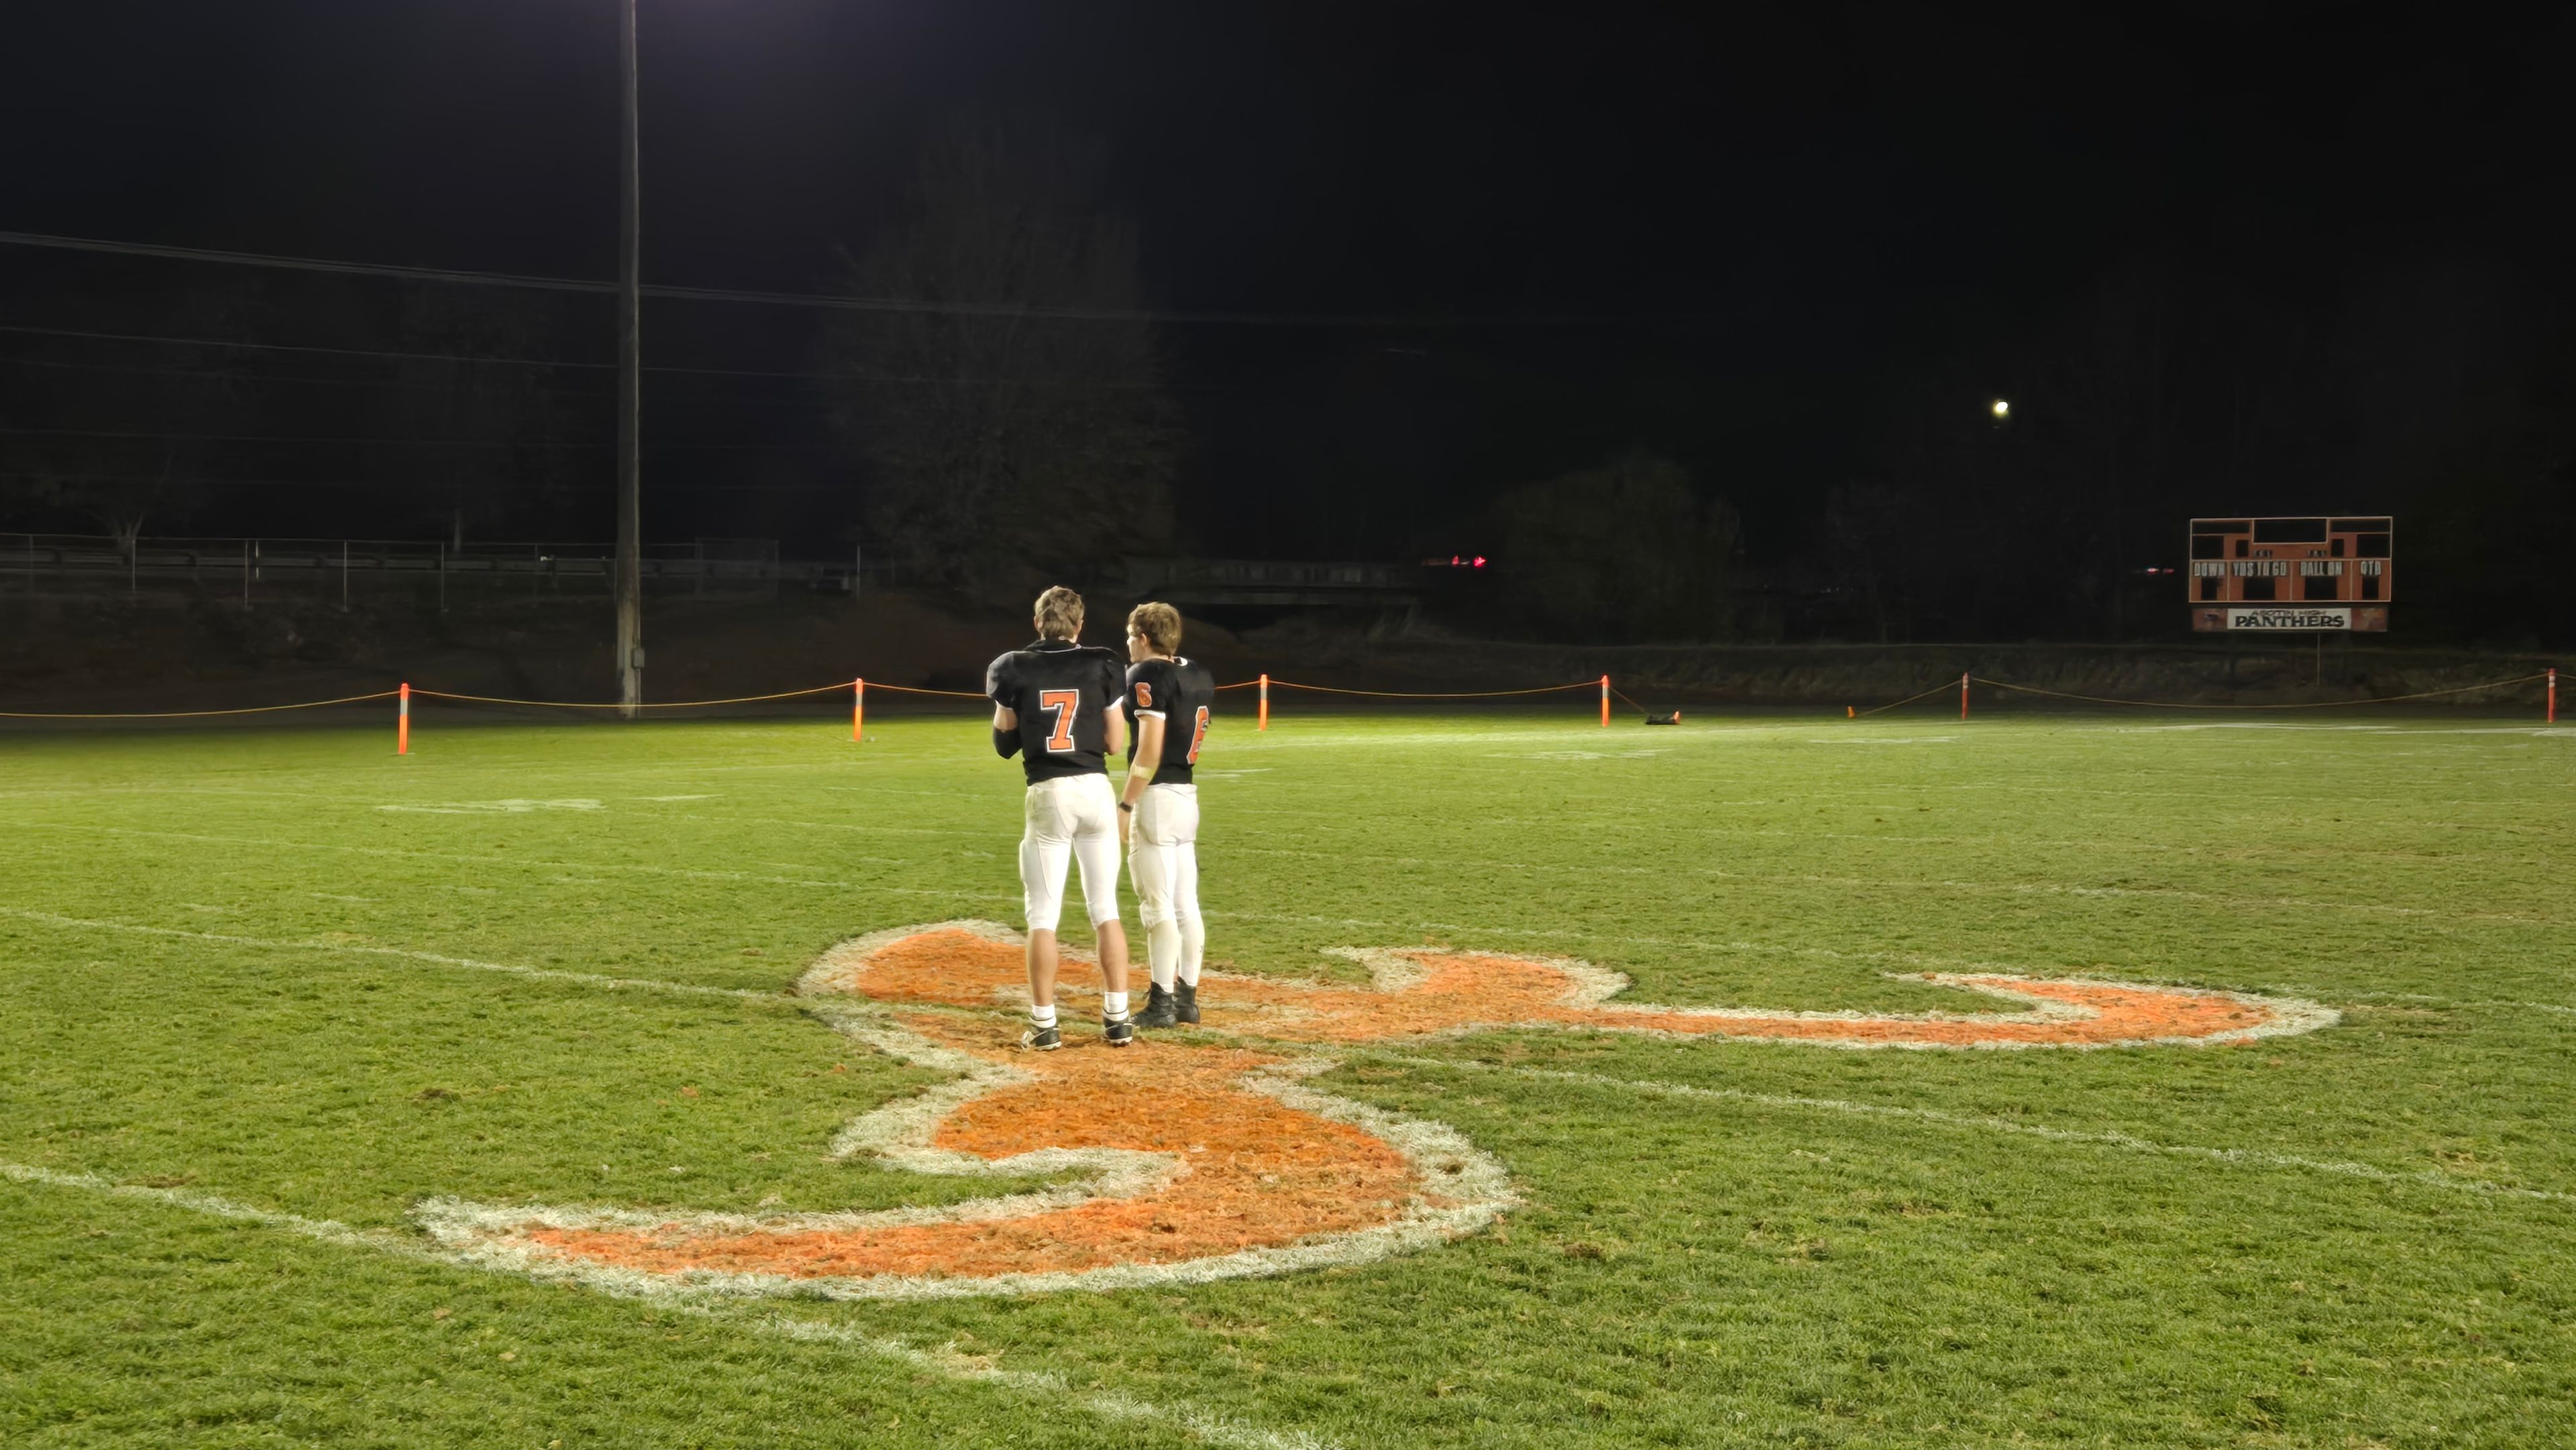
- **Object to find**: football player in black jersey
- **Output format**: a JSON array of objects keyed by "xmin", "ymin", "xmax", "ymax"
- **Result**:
[
  {"xmin": 987, "ymin": 585, "xmax": 1135, "ymax": 1050},
  {"xmin": 1116, "ymin": 601, "xmax": 1216, "ymax": 1029}
]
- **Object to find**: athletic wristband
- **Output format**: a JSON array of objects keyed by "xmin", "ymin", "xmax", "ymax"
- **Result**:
[{"xmin": 1118, "ymin": 801, "xmax": 1134, "ymax": 813}]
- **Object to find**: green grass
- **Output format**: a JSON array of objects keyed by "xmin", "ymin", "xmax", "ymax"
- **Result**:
[{"xmin": 3, "ymin": 707, "xmax": 2572, "ymax": 1448}]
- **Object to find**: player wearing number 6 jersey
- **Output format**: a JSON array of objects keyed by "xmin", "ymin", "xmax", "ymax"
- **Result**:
[
  {"xmin": 1117, "ymin": 601, "xmax": 1214, "ymax": 1030},
  {"xmin": 987, "ymin": 585, "xmax": 1134, "ymax": 1050}
]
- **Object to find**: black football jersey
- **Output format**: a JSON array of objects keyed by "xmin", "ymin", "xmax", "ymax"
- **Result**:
[
  {"xmin": 987, "ymin": 638, "xmax": 1126, "ymax": 783},
  {"xmin": 1122, "ymin": 654, "xmax": 1215, "ymax": 786}
]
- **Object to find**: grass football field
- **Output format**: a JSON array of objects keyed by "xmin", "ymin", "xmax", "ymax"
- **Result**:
[{"xmin": 3, "ymin": 708, "xmax": 2571, "ymax": 1447}]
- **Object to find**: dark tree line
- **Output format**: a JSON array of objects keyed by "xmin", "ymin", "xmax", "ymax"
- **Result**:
[{"xmin": 823, "ymin": 118, "xmax": 1179, "ymax": 606}]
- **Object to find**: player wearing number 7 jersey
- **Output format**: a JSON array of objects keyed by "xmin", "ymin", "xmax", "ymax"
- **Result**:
[
  {"xmin": 987, "ymin": 585, "xmax": 1134, "ymax": 1050},
  {"xmin": 1117, "ymin": 601, "xmax": 1215, "ymax": 1030}
]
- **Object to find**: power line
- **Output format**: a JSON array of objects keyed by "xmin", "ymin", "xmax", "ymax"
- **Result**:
[
  {"xmin": 0, "ymin": 426, "xmax": 832, "ymax": 451},
  {"xmin": 0, "ymin": 321, "xmax": 598, "ymax": 370},
  {"xmin": 0, "ymin": 231, "xmax": 610, "ymax": 296},
  {"xmin": 0, "ymin": 469, "xmax": 845, "ymax": 494},
  {"xmin": 0, "ymin": 228, "xmax": 1613, "ymax": 328},
  {"xmin": 0, "ymin": 322, "xmax": 1212, "ymax": 390},
  {"xmin": 0, "ymin": 353, "xmax": 843, "ymax": 408},
  {"xmin": 0, "ymin": 352, "xmax": 612, "ymax": 398}
]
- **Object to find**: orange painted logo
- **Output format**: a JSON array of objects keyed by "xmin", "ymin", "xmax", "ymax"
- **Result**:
[{"xmin": 417, "ymin": 922, "xmax": 2335, "ymax": 1299}]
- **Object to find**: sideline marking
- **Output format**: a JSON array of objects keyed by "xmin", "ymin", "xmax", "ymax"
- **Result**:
[
  {"xmin": 426, "ymin": 922, "xmax": 2333, "ymax": 1300},
  {"xmin": 377, "ymin": 798, "xmax": 602, "ymax": 814},
  {"xmin": 1354, "ymin": 1055, "xmax": 2576, "ymax": 1205},
  {"xmin": 480, "ymin": 814, "xmax": 2575, "ymax": 928},
  {"xmin": 0, "ymin": 906, "xmax": 780, "ymax": 1004},
  {"xmin": 10, "ymin": 873, "xmax": 2568, "ymax": 1023},
  {"xmin": 1210, "ymin": 909, "xmax": 2576, "ymax": 1018},
  {"xmin": 7, "ymin": 822, "xmax": 947, "ymax": 893},
  {"xmin": 2263, "ymin": 987, "xmax": 2576, "ymax": 1019},
  {"xmin": 15, "ymin": 818, "xmax": 2559, "ymax": 930},
  {"xmin": 0, "ymin": 1161, "xmax": 1332, "ymax": 1450}
]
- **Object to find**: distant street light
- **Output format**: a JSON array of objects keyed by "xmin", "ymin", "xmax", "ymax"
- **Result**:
[{"xmin": 1990, "ymin": 398, "xmax": 2010, "ymax": 420}]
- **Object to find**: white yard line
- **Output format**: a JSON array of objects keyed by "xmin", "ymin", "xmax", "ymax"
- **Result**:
[
  {"xmin": 50, "ymin": 812, "xmax": 2542, "ymax": 932},
  {"xmin": 753, "ymin": 1315, "xmax": 1340, "ymax": 1450},
  {"xmin": 2258, "ymin": 987, "xmax": 2576, "ymax": 1019},
  {"xmin": 622, "ymin": 818, "xmax": 2555, "ymax": 928},
  {"xmin": 7, "ymin": 822, "xmax": 1000, "ymax": 900},
  {"xmin": 8, "ymin": 836, "xmax": 2568, "ymax": 1020},
  {"xmin": 0, "ymin": 905, "xmax": 783, "ymax": 1003},
  {"xmin": 1, "ymin": 1160, "xmax": 436, "ymax": 1258},
  {"xmin": 1218, "ymin": 827, "xmax": 2490, "ymax": 868},
  {"xmin": 35, "ymin": 895, "xmax": 2532, "ymax": 1034},
  {"xmin": 1207, "ymin": 909, "xmax": 2576, "ymax": 1017},
  {"xmin": 0, "ymin": 1160, "xmax": 1334, "ymax": 1450},
  {"xmin": 1353, "ymin": 1054, "xmax": 2575, "ymax": 1205},
  {"xmin": 1217, "ymin": 861, "xmax": 2556, "ymax": 929}
]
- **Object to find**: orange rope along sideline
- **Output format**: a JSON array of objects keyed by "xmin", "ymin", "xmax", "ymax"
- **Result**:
[
  {"xmin": 855, "ymin": 682, "xmax": 990, "ymax": 698},
  {"xmin": 400, "ymin": 678, "xmax": 990, "ymax": 753},
  {"xmin": 1221, "ymin": 675, "xmax": 1613, "ymax": 732},
  {"xmin": 9, "ymin": 669, "xmax": 2548, "ymax": 725},
  {"xmin": 409, "ymin": 683, "xmax": 852, "ymax": 709},
  {"xmin": 1852, "ymin": 679, "xmax": 1961, "ymax": 718},
  {"xmin": 0, "ymin": 689, "xmax": 399, "ymax": 720},
  {"xmin": 1263, "ymin": 679, "xmax": 1598, "ymax": 699}
]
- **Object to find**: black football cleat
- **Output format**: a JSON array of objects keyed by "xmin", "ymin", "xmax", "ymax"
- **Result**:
[
  {"xmin": 1175, "ymin": 981, "xmax": 1200, "ymax": 1025},
  {"xmin": 1102, "ymin": 1012, "xmax": 1136, "ymax": 1048},
  {"xmin": 1019, "ymin": 1021, "xmax": 1062, "ymax": 1052},
  {"xmin": 1136, "ymin": 984, "xmax": 1180, "ymax": 1029}
]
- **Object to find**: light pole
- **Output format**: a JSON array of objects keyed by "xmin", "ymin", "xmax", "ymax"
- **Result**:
[{"xmin": 613, "ymin": 0, "xmax": 644, "ymax": 718}]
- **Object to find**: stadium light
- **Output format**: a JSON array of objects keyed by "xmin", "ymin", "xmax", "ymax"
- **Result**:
[
  {"xmin": 1990, "ymin": 398, "xmax": 2010, "ymax": 420},
  {"xmin": 613, "ymin": 0, "xmax": 643, "ymax": 719}
]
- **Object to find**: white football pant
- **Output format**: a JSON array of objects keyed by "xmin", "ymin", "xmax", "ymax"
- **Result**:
[
  {"xmin": 1128, "ymin": 783, "xmax": 1203, "ymax": 989},
  {"xmin": 1020, "ymin": 773, "xmax": 1122, "ymax": 932}
]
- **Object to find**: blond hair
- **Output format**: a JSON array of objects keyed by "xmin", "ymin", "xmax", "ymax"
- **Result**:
[
  {"xmin": 1126, "ymin": 601, "xmax": 1183, "ymax": 656},
  {"xmin": 1033, "ymin": 585, "xmax": 1085, "ymax": 640}
]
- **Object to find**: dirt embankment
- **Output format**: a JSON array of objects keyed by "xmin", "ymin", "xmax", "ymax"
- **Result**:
[
  {"xmin": 0, "ymin": 588, "xmax": 1252, "ymax": 716},
  {"xmin": 0, "ymin": 589, "xmax": 2556, "ymax": 716},
  {"xmin": 1192, "ymin": 626, "xmax": 2558, "ymax": 712}
]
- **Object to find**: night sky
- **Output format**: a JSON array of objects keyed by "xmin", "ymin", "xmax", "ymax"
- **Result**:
[{"xmin": 3, "ymin": 3, "xmax": 2569, "ymax": 611}]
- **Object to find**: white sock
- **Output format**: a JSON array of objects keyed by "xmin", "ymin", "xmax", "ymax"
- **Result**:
[
  {"xmin": 1147, "ymin": 921, "xmax": 1180, "ymax": 991},
  {"xmin": 1102, "ymin": 991, "xmax": 1129, "ymax": 1019},
  {"xmin": 1178, "ymin": 913, "xmax": 1203, "ymax": 987},
  {"xmin": 1029, "ymin": 1003, "xmax": 1057, "ymax": 1028}
]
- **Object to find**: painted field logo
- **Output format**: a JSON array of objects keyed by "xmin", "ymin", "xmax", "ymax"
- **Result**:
[{"xmin": 418, "ymin": 922, "xmax": 2336, "ymax": 1300}]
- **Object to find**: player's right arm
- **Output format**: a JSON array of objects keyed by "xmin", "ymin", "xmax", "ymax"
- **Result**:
[
  {"xmin": 1118, "ymin": 661, "xmax": 1168, "ymax": 812},
  {"xmin": 1099, "ymin": 654, "xmax": 1130, "ymax": 759},
  {"xmin": 1120, "ymin": 715, "xmax": 1163, "ymax": 808},
  {"xmin": 987, "ymin": 657, "xmax": 1022, "ymax": 757}
]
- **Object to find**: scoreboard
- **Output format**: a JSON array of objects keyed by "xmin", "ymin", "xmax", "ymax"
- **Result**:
[{"xmin": 2188, "ymin": 516, "xmax": 2391, "ymax": 632}]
